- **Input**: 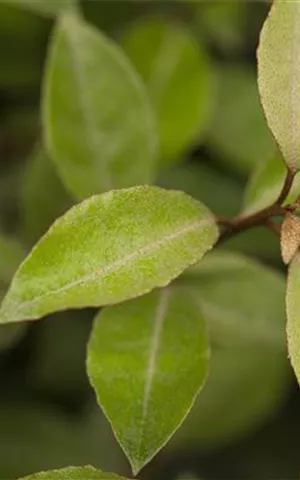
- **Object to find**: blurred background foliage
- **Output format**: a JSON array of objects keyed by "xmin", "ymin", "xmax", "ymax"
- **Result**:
[{"xmin": 0, "ymin": 1, "xmax": 299, "ymax": 479}]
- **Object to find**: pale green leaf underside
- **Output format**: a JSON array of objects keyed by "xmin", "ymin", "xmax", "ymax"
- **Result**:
[
  {"xmin": 182, "ymin": 251, "xmax": 286, "ymax": 350},
  {"xmin": 18, "ymin": 466, "xmax": 130, "ymax": 480},
  {"xmin": 87, "ymin": 287, "xmax": 209, "ymax": 475},
  {"xmin": 243, "ymin": 154, "xmax": 300, "ymax": 216},
  {"xmin": 43, "ymin": 13, "xmax": 158, "ymax": 199},
  {"xmin": 121, "ymin": 18, "xmax": 214, "ymax": 164},
  {"xmin": 258, "ymin": 1, "xmax": 300, "ymax": 171},
  {"xmin": 0, "ymin": 186, "xmax": 218, "ymax": 324},
  {"xmin": 2, "ymin": 0, "xmax": 75, "ymax": 17},
  {"xmin": 286, "ymin": 252, "xmax": 300, "ymax": 384}
]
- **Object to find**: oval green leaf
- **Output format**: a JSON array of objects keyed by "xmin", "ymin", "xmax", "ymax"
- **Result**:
[
  {"xmin": 258, "ymin": 1, "xmax": 300, "ymax": 172},
  {"xmin": 207, "ymin": 65, "xmax": 276, "ymax": 175},
  {"xmin": 0, "ymin": 186, "xmax": 218, "ymax": 324},
  {"xmin": 286, "ymin": 252, "xmax": 300, "ymax": 384},
  {"xmin": 18, "ymin": 466, "xmax": 130, "ymax": 480},
  {"xmin": 243, "ymin": 154, "xmax": 300, "ymax": 216},
  {"xmin": 87, "ymin": 287, "xmax": 209, "ymax": 475},
  {"xmin": 121, "ymin": 18, "xmax": 214, "ymax": 165},
  {"xmin": 43, "ymin": 13, "xmax": 158, "ymax": 199},
  {"xmin": 181, "ymin": 251, "xmax": 286, "ymax": 349}
]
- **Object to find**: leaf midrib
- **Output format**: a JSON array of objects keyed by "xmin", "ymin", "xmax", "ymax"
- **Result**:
[{"xmin": 10, "ymin": 217, "xmax": 213, "ymax": 314}]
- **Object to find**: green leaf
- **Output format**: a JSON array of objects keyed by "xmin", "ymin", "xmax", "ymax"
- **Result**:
[
  {"xmin": 286, "ymin": 252, "xmax": 300, "ymax": 383},
  {"xmin": 181, "ymin": 251, "xmax": 286, "ymax": 349},
  {"xmin": 121, "ymin": 18, "xmax": 214, "ymax": 165},
  {"xmin": 18, "ymin": 466, "xmax": 130, "ymax": 480},
  {"xmin": 2, "ymin": 0, "xmax": 75, "ymax": 17},
  {"xmin": 207, "ymin": 65, "xmax": 276, "ymax": 175},
  {"xmin": 258, "ymin": 1, "xmax": 300, "ymax": 172},
  {"xmin": 243, "ymin": 154, "xmax": 300, "ymax": 216},
  {"xmin": 43, "ymin": 12, "xmax": 158, "ymax": 200},
  {"xmin": 21, "ymin": 146, "xmax": 72, "ymax": 244},
  {"xmin": 87, "ymin": 287, "xmax": 209, "ymax": 475},
  {"xmin": 0, "ymin": 186, "xmax": 218, "ymax": 324}
]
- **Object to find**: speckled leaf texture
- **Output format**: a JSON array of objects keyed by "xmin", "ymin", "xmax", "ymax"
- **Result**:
[
  {"xmin": 87, "ymin": 288, "xmax": 209, "ymax": 475},
  {"xmin": 258, "ymin": 1, "xmax": 300, "ymax": 172},
  {"xmin": 43, "ymin": 12, "xmax": 158, "ymax": 199},
  {"xmin": 286, "ymin": 252, "xmax": 300, "ymax": 384},
  {"xmin": 0, "ymin": 186, "xmax": 218, "ymax": 324},
  {"xmin": 18, "ymin": 465, "xmax": 130, "ymax": 480}
]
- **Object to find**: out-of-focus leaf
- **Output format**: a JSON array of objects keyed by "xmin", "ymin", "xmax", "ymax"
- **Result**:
[
  {"xmin": 168, "ymin": 251, "xmax": 290, "ymax": 448},
  {"xmin": 207, "ymin": 65, "xmax": 276, "ymax": 175},
  {"xmin": 169, "ymin": 344, "xmax": 290, "ymax": 448},
  {"xmin": 43, "ymin": 12, "xmax": 158, "ymax": 199},
  {"xmin": 0, "ymin": 186, "xmax": 218, "ymax": 324},
  {"xmin": 1, "ymin": 0, "xmax": 75, "ymax": 17},
  {"xmin": 87, "ymin": 287, "xmax": 209, "ymax": 475},
  {"xmin": 0, "ymin": 401, "xmax": 126, "ymax": 479},
  {"xmin": 243, "ymin": 154, "xmax": 300, "ymax": 215},
  {"xmin": 121, "ymin": 18, "xmax": 214, "ymax": 165},
  {"xmin": 21, "ymin": 146, "xmax": 72, "ymax": 244},
  {"xmin": 181, "ymin": 251, "xmax": 286, "ymax": 349},
  {"xmin": 258, "ymin": 1, "xmax": 300, "ymax": 172},
  {"xmin": 18, "ymin": 466, "xmax": 130, "ymax": 480},
  {"xmin": 157, "ymin": 161, "xmax": 243, "ymax": 217},
  {"xmin": 286, "ymin": 252, "xmax": 300, "ymax": 384}
]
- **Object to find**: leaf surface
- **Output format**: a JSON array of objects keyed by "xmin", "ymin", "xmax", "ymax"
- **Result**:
[
  {"xmin": 44, "ymin": 13, "xmax": 158, "ymax": 199},
  {"xmin": 0, "ymin": 186, "xmax": 218, "ymax": 324},
  {"xmin": 258, "ymin": 1, "xmax": 300, "ymax": 171},
  {"xmin": 87, "ymin": 287, "xmax": 209, "ymax": 475}
]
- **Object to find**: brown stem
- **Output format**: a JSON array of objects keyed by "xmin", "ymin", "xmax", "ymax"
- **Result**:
[{"xmin": 217, "ymin": 168, "xmax": 295, "ymax": 245}]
